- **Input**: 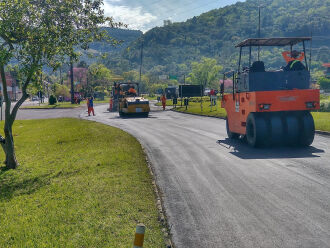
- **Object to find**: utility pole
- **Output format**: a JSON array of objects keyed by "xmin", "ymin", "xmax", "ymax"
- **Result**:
[
  {"xmin": 70, "ymin": 59, "xmax": 74, "ymax": 104},
  {"xmin": 139, "ymin": 41, "xmax": 144, "ymax": 82},
  {"xmin": 258, "ymin": 5, "xmax": 262, "ymax": 61},
  {"xmin": 139, "ymin": 40, "xmax": 144, "ymax": 95},
  {"xmin": 309, "ymin": 16, "xmax": 313, "ymax": 72},
  {"xmin": 181, "ymin": 75, "xmax": 185, "ymax": 107},
  {"xmin": 60, "ymin": 67, "xmax": 63, "ymax": 85}
]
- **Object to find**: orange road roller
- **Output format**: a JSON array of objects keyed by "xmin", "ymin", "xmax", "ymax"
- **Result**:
[{"xmin": 221, "ymin": 37, "xmax": 320, "ymax": 147}]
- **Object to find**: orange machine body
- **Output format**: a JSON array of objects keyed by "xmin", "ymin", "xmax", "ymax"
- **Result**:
[{"xmin": 222, "ymin": 89, "xmax": 320, "ymax": 135}]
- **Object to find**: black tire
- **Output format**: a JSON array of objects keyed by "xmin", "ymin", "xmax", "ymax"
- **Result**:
[
  {"xmin": 298, "ymin": 111, "xmax": 315, "ymax": 146},
  {"xmin": 226, "ymin": 117, "xmax": 239, "ymax": 139},
  {"xmin": 284, "ymin": 112, "xmax": 300, "ymax": 146},
  {"xmin": 246, "ymin": 113, "xmax": 269, "ymax": 147},
  {"xmin": 119, "ymin": 111, "xmax": 125, "ymax": 117},
  {"xmin": 142, "ymin": 112, "xmax": 149, "ymax": 118},
  {"xmin": 269, "ymin": 113, "xmax": 283, "ymax": 146}
]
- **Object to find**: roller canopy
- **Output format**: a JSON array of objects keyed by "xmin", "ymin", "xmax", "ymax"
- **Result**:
[{"xmin": 235, "ymin": 37, "xmax": 311, "ymax": 47}]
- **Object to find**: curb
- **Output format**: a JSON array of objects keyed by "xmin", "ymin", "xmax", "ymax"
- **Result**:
[
  {"xmin": 315, "ymin": 130, "xmax": 330, "ymax": 136},
  {"xmin": 171, "ymin": 109, "xmax": 330, "ymax": 136},
  {"xmin": 144, "ymin": 151, "xmax": 174, "ymax": 248}
]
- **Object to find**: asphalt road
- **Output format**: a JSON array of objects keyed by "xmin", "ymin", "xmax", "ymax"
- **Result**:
[{"xmin": 77, "ymin": 104, "xmax": 330, "ymax": 248}]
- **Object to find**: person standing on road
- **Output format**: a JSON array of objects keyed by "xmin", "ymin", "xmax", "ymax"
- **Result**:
[
  {"xmin": 161, "ymin": 94, "xmax": 166, "ymax": 111},
  {"xmin": 88, "ymin": 97, "xmax": 95, "ymax": 116},
  {"xmin": 86, "ymin": 97, "xmax": 90, "ymax": 114}
]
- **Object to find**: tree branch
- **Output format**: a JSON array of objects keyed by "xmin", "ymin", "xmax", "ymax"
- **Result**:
[{"xmin": 10, "ymin": 66, "xmax": 36, "ymax": 121}]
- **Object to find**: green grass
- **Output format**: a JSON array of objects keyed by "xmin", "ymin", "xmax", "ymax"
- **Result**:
[
  {"xmin": 312, "ymin": 112, "xmax": 330, "ymax": 132},
  {"xmin": 0, "ymin": 119, "xmax": 164, "ymax": 247},
  {"xmin": 155, "ymin": 99, "xmax": 174, "ymax": 106},
  {"xmin": 174, "ymin": 100, "xmax": 227, "ymax": 118}
]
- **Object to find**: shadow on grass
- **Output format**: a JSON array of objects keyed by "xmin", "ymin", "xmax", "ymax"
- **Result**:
[
  {"xmin": 0, "ymin": 168, "xmax": 80, "ymax": 201},
  {"xmin": 0, "ymin": 172, "xmax": 51, "ymax": 201},
  {"xmin": 217, "ymin": 138, "xmax": 324, "ymax": 159}
]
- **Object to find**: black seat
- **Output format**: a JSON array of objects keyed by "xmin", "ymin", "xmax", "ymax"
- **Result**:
[{"xmin": 250, "ymin": 61, "xmax": 265, "ymax": 72}]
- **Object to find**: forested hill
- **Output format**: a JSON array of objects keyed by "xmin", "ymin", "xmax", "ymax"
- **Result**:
[
  {"xmin": 89, "ymin": 28, "xmax": 143, "ymax": 53},
  {"xmin": 103, "ymin": 0, "xmax": 330, "ymax": 76},
  {"xmin": 78, "ymin": 28, "xmax": 142, "ymax": 64}
]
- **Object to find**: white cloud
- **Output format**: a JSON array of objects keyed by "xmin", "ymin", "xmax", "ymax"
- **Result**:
[{"xmin": 103, "ymin": 2, "xmax": 157, "ymax": 31}]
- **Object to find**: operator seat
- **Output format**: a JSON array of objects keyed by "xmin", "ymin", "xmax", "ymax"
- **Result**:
[{"xmin": 250, "ymin": 61, "xmax": 265, "ymax": 72}]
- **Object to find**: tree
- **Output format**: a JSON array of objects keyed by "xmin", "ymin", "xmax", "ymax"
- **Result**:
[
  {"xmin": 189, "ymin": 57, "xmax": 222, "ymax": 89},
  {"xmin": 318, "ymin": 77, "xmax": 330, "ymax": 91},
  {"xmin": 53, "ymin": 83, "xmax": 70, "ymax": 99},
  {"xmin": 88, "ymin": 63, "xmax": 113, "ymax": 93},
  {"xmin": 0, "ymin": 0, "xmax": 119, "ymax": 169}
]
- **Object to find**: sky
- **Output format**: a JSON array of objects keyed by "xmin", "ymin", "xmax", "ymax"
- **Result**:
[{"xmin": 103, "ymin": 0, "xmax": 243, "ymax": 32}]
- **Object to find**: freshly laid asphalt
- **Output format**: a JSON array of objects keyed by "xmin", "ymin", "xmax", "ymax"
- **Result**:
[{"xmin": 17, "ymin": 104, "xmax": 330, "ymax": 248}]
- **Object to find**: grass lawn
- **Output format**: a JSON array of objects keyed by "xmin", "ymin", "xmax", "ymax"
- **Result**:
[
  {"xmin": 0, "ymin": 119, "xmax": 164, "ymax": 247},
  {"xmin": 312, "ymin": 112, "xmax": 330, "ymax": 132},
  {"xmin": 155, "ymin": 99, "xmax": 173, "ymax": 107},
  {"xmin": 174, "ymin": 100, "xmax": 227, "ymax": 118}
]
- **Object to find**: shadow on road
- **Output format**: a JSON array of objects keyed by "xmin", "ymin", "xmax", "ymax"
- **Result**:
[{"xmin": 217, "ymin": 138, "xmax": 324, "ymax": 159}]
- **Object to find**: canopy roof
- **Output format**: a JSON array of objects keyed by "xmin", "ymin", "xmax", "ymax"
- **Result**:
[{"xmin": 236, "ymin": 37, "xmax": 311, "ymax": 47}]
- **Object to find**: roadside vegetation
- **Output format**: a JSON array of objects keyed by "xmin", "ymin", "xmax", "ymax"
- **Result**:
[
  {"xmin": 312, "ymin": 112, "xmax": 330, "ymax": 132},
  {"xmin": 0, "ymin": 119, "xmax": 164, "ymax": 247}
]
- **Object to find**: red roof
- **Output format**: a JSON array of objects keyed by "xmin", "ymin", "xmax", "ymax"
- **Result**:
[{"xmin": 322, "ymin": 63, "xmax": 330, "ymax": 68}]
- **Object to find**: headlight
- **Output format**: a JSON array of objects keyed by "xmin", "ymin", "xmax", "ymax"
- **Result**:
[
  {"xmin": 305, "ymin": 102, "xmax": 317, "ymax": 109},
  {"xmin": 259, "ymin": 104, "xmax": 271, "ymax": 110}
]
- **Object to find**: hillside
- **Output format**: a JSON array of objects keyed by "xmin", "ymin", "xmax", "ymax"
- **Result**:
[
  {"xmin": 78, "ymin": 28, "xmax": 142, "ymax": 64},
  {"xmin": 102, "ymin": 0, "xmax": 330, "ymax": 77}
]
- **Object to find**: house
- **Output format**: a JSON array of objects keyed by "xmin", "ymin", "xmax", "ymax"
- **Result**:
[{"xmin": 0, "ymin": 72, "xmax": 22, "ymax": 101}]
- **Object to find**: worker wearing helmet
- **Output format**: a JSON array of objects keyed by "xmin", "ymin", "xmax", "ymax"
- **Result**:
[
  {"xmin": 128, "ymin": 86, "xmax": 137, "ymax": 96},
  {"xmin": 283, "ymin": 50, "xmax": 306, "ymax": 71}
]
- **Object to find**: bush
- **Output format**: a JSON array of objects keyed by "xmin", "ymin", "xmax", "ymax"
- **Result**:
[
  {"xmin": 318, "ymin": 77, "xmax": 330, "ymax": 91},
  {"xmin": 49, "ymin": 95, "xmax": 57, "ymax": 105},
  {"xmin": 320, "ymin": 100, "xmax": 330, "ymax": 112}
]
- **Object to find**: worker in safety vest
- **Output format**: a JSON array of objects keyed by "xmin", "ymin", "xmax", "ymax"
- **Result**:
[
  {"xmin": 128, "ymin": 86, "xmax": 137, "ymax": 96},
  {"xmin": 109, "ymin": 98, "xmax": 113, "ymax": 111},
  {"xmin": 161, "ymin": 94, "xmax": 166, "ymax": 111},
  {"xmin": 282, "ymin": 50, "xmax": 306, "ymax": 71}
]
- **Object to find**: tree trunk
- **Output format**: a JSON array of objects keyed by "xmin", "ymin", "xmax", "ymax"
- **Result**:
[
  {"xmin": 3, "ymin": 121, "xmax": 18, "ymax": 169},
  {"xmin": 0, "ymin": 63, "xmax": 18, "ymax": 169}
]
